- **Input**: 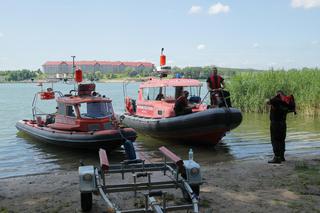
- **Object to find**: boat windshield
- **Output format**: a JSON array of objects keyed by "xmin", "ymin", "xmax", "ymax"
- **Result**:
[
  {"xmin": 142, "ymin": 86, "xmax": 201, "ymax": 101},
  {"xmin": 78, "ymin": 102, "xmax": 113, "ymax": 119},
  {"xmin": 184, "ymin": 86, "xmax": 201, "ymax": 97}
]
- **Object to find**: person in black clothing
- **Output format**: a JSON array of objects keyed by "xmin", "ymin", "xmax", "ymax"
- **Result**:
[
  {"xmin": 174, "ymin": 91, "xmax": 193, "ymax": 116},
  {"xmin": 267, "ymin": 90, "xmax": 296, "ymax": 164},
  {"xmin": 156, "ymin": 92, "xmax": 164, "ymax": 100},
  {"xmin": 156, "ymin": 88, "xmax": 165, "ymax": 100}
]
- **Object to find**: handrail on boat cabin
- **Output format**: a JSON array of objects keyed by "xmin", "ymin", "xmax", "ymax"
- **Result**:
[{"xmin": 99, "ymin": 149, "xmax": 109, "ymax": 172}]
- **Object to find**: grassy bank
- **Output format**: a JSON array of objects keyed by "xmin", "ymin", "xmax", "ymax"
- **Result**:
[{"xmin": 227, "ymin": 68, "xmax": 320, "ymax": 116}]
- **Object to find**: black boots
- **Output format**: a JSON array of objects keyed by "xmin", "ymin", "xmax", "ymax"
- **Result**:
[
  {"xmin": 268, "ymin": 156, "xmax": 282, "ymax": 164},
  {"xmin": 281, "ymin": 154, "xmax": 285, "ymax": 162}
]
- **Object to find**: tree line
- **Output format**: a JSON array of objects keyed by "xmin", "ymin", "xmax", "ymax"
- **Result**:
[{"xmin": 0, "ymin": 69, "xmax": 44, "ymax": 82}]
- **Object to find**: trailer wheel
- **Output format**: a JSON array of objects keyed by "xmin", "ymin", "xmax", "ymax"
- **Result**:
[
  {"xmin": 81, "ymin": 192, "xmax": 92, "ymax": 211},
  {"xmin": 182, "ymin": 185, "xmax": 200, "ymax": 202}
]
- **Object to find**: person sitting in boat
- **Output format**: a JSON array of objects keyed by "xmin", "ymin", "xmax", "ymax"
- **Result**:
[
  {"xmin": 156, "ymin": 87, "xmax": 165, "ymax": 101},
  {"xmin": 45, "ymin": 113, "xmax": 55, "ymax": 125},
  {"xmin": 156, "ymin": 92, "xmax": 165, "ymax": 101},
  {"xmin": 174, "ymin": 91, "xmax": 193, "ymax": 116}
]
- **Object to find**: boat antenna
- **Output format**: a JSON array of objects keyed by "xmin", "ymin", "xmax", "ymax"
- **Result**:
[{"xmin": 71, "ymin": 55, "xmax": 76, "ymax": 90}]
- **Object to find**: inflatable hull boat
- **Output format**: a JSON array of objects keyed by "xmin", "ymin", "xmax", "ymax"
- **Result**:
[
  {"xmin": 119, "ymin": 108, "xmax": 242, "ymax": 145},
  {"xmin": 16, "ymin": 120, "xmax": 137, "ymax": 149}
]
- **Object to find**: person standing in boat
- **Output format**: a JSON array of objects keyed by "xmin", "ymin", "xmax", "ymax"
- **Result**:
[
  {"xmin": 206, "ymin": 66, "xmax": 225, "ymax": 106},
  {"xmin": 174, "ymin": 91, "xmax": 193, "ymax": 116},
  {"xmin": 267, "ymin": 90, "xmax": 296, "ymax": 164}
]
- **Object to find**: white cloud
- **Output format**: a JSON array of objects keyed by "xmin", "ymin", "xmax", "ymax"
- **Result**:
[
  {"xmin": 189, "ymin": 5, "xmax": 202, "ymax": 14},
  {"xmin": 291, "ymin": 0, "xmax": 320, "ymax": 9},
  {"xmin": 208, "ymin": 2, "xmax": 230, "ymax": 15},
  {"xmin": 253, "ymin": 43, "xmax": 260, "ymax": 48},
  {"xmin": 0, "ymin": 32, "xmax": 3, "ymax": 37},
  {"xmin": 311, "ymin": 40, "xmax": 319, "ymax": 45},
  {"xmin": 197, "ymin": 44, "xmax": 206, "ymax": 50}
]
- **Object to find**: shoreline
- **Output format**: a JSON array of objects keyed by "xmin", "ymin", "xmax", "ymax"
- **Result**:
[
  {"xmin": 0, "ymin": 155, "xmax": 319, "ymax": 212},
  {"xmin": 0, "ymin": 77, "xmax": 151, "ymax": 84}
]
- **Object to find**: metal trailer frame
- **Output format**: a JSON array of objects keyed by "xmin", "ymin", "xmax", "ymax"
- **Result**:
[{"xmin": 79, "ymin": 146, "xmax": 202, "ymax": 213}]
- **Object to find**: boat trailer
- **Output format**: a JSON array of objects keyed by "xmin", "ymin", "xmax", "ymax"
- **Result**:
[{"xmin": 78, "ymin": 146, "xmax": 202, "ymax": 212}]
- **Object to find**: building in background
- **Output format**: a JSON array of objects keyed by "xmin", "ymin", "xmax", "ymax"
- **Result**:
[{"xmin": 42, "ymin": 60, "xmax": 154, "ymax": 76}]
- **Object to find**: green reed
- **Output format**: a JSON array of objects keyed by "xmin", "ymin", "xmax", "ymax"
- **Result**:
[{"xmin": 227, "ymin": 68, "xmax": 320, "ymax": 115}]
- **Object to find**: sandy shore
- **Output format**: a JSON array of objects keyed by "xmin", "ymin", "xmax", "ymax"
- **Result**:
[{"xmin": 0, "ymin": 155, "xmax": 319, "ymax": 213}]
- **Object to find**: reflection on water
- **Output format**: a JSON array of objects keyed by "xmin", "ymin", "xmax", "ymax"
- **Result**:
[
  {"xmin": 1, "ymin": 83, "xmax": 320, "ymax": 178},
  {"xmin": 225, "ymin": 113, "xmax": 320, "ymax": 160}
]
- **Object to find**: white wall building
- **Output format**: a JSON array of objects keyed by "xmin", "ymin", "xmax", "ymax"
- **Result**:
[{"xmin": 42, "ymin": 60, "xmax": 154, "ymax": 75}]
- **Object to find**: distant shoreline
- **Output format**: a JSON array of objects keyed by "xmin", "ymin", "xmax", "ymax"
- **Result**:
[{"xmin": 0, "ymin": 78, "xmax": 150, "ymax": 84}]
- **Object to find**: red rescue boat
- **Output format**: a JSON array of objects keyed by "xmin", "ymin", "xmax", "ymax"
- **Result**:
[
  {"xmin": 118, "ymin": 49, "xmax": 242, "ymax": 145},
  {"xmin": 16, "ymin": 69, "xmax": 136, "ymax": 149}
]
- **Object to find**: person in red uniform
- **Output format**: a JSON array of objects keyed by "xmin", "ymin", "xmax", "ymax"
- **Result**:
[
  {"xmin": 207, "ymin": 67, "xmax": 225, "ymax": 106},
  {"xmin": 267, "ymin": 90, "xmax": 296, "ymax": 164},
  {"xmin": 174, "ymin": 91, "xmax": 193, "ymax": 116}
]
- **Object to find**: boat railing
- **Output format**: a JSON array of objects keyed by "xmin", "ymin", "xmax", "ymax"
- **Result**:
[{"xmin": 32, "ymin": 90, "xmax": 63, "ymax": 120}]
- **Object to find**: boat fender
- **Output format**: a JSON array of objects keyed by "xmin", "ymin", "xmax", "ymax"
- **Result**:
[
  {"xmin": 123, "ymin": 140, "xmax": 136, "ymax": 160},
  {"xmin": 75, "ymin": 68, "xmax": 83, "ymax": 83}
]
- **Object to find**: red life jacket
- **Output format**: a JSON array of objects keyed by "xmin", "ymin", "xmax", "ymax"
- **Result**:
[
  {"xmin": 279, "ymin": 94, "xmax": 296, "ymax": 113},
  {"xmin": 210, "ymin": 74, "xmax": 223, "ymax": 89}
]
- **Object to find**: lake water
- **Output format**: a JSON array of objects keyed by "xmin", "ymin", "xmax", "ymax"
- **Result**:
[{"xmin": 0, "ymin": 82, "xmax": 320, "ymax": 178}]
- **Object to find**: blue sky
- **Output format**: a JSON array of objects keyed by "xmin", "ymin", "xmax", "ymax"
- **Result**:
[{"xmin": 0, "ymin": 0, "xmax": 319, "ymax": 70}]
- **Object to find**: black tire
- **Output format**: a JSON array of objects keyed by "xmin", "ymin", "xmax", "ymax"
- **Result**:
[
  {"xmin": 81, "ymin": 192, "xmax": 92, "ymax": 212},
  {"xmin": 182, "ymin": 185, "xmax": 200, "ymax": 202}
]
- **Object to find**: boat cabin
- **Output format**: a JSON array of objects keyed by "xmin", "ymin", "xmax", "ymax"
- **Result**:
[
  {"xmin": 35, "ymin": 84, "xmax": 117, "ymax": 132},
  {"xmin": 127, "ymin": 78, "xmax": 207, "ymax": 118}
]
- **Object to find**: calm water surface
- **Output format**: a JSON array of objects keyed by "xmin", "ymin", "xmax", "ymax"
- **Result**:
[{"xmin": 0, "ymin": 82, "xmax": 319, "ymax": 178}]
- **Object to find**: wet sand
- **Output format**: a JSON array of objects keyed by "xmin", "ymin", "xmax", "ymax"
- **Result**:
[{"xmin": 0, "ymin": 155, "xmax": 319, "ymax": 213}]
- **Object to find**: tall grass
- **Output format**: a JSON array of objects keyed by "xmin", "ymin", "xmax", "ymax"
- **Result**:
[{"xmin": 227, "ymin": 68, "xmax": 320, "ymax": 116}]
